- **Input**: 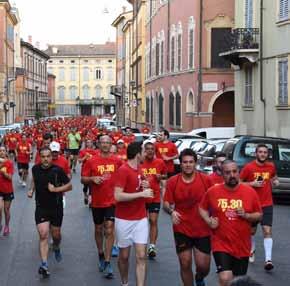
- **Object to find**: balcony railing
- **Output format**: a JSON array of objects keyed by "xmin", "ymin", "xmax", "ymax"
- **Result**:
[{"xmin": 77, "ymin": 98, "xmax": 116, "ymax": 106}]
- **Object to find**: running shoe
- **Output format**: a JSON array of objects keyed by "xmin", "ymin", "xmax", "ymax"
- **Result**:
[
  {"xmin": 22, "ymin": 181, "xmax": 26, "ymax": 187},
  {"xmin": 38, "ymin": 266, "xmax": 50, "ymax": 278},
  {"xmin": 3, "ymin": 226, "xmax": 9, "ymax": 236},
  {"xmin": 249, "ymin": 250, "xmax": 255, "ymax": 263},
  {"xmin": 84, "ymin": 195, "xmax": 88, "ymax": 205},
  {"xmin": 112, "ymin": 245, "xmax": 119, "ymax": 257},
  {"xmin": 264, "ymin": 260, "xmax": 274, "ymax": 271},
  {"xmin": 54, "ymin": 248, "xmax": 62, "ymax": 262},
  {"xmin": 98, "ymin": 257, "xmax": 105, "ymax": 272},
  {"xmin": 196, "ymin": 279, "xmax": 206, "ymax": 286},
  {"xmin": 103, "ymin": 262, "xmax": 114, "ymax": 279},
  {"xmin": 147, "ymin": 245, "xmax": 157, "ymax": 259},
  {"xmin": 18, "ymin": 179, "xmax": 23, "ymax": 185}
]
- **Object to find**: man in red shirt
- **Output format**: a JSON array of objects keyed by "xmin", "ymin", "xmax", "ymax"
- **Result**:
[
  {"xmin": 163, "ymin": 148, "xmax": 212, "ymax": 286},
  {"xmin": 122, "ymin": 127, "xmax": 136, "ymax": 147},
  {"xmin": 199, "ymin": 160, "xmax": 262, "ymax": 286},
  {"xmin": 155, "ymin": 129, "xmax": 179, "ymax": 177},
  {"xmin": 15, "ymin": 134, "xmax": 32, "ymax": 187},
  {"xmin": 140, "ymin": 141, "xmax": 167, "ymax": 259},
  {"xmin": 240, "ymin": 144, "xmax": 279, "ymax": 271},
  {"xmin": 114, "ymin": 142, "xmax": 153, "ymax": 286},
  {"xmin": 116, "ymin": 139, "xmax": 127, "ymax": 162},
  {"xmin": 0, "ymin": 146, "xmax": 14, "ymax": 236},
  {"xmin": 209, "ymin": 152, "xmax": 227, "ymax": 186},
  {"xmin": 82, "ymin": 135, "xmax": 122, "ymax": 279},
  {"xmin": 78, "ymin": 139, "xmax": 97, "ymax": 205}
]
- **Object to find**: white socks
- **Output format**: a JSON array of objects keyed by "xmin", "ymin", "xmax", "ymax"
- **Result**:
[
  {"xmin": 251, "ymin": 236, "xmax": 256, "ymax": 253},
  {"xmin": 264, "ymin": 238, "xmax": 273, "ymax": 261}
]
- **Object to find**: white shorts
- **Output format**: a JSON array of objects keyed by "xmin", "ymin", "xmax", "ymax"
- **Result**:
[{"xmin": 115, "ymin": 217, "xmax": 149, "ymax": 248}]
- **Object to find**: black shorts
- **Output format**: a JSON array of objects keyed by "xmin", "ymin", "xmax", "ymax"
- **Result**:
[
  {"xmin": 213, "ymin": 252, "xmax": 249, "ymax": 276},
  {"xmin": 35, "ymin": 206, "xmax": 63, "ymax": 227},
  {"xmin": 68, "ymin": 149, "xmax": 79, "ymax": 156},
  {"xmin": 252, "ymin": 205, "xmax": 273, "ymax": 227},
  {"xmin": 174, "ymin": 232, "xmax": 211, "ymax": 254},
  {"xmin": 0, "ymin": 192, "xmax": 14, "ymax": 201},
  {"xmin": 146, "ymin": 202, "xmax": 161, "ymax": 213},
  {"xmin": 8, "ymin": 150, "xmax": 15, "ymax": 155},
  {"xmin": 92, "ymin": 206, "xmax": 115, "ymax": 225},
  {"xmin": 17, "ymin": 163, "xmax": 29, "ymax": 170}
]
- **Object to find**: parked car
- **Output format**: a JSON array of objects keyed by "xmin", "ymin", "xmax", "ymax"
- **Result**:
[
  {"xmin": 221, "ymin": 135, "xmax": 290, "ymax": 197},
  {"xmin": 134, "ymin": 133, "xmax": 150, "ymax": 143},
  {"xmin": 188, "ymin": 127, "xmax": 235, "ymax": 139},
  {"xmin": 149, "ymin": 132, "xmax": 202, "ymax": 143}
]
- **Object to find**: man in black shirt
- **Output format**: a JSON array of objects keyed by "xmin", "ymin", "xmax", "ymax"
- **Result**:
[{"xmin": 28, "ymin": 147, "xmax": 72, "ymax": 278}]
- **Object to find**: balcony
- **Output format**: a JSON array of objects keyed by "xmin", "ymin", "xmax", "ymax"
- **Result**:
[
  {"xmin": 219, "ymin": 28, "xmax": 259, "ymax": 67},
  {"xmin": 76, "ymin": 98, "xmax": 116, "ymax": 106},
  {"xmin": 110, "ymin": 85, "xmax": 122, "ymax": 97}
]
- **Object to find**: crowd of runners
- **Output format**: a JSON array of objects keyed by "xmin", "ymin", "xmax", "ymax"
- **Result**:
[{"xmin": 0, "ymin": 116, "xmax": 278, "ymax": 286}]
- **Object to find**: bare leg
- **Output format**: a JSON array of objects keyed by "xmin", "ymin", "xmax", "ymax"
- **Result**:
[
  {"xmin": 177, "ymin": 249, "xmax": 193, "ymax": 286},
  {"xmin": 4, "ymin": 200, "xmax": 12, "ymax": 227},
  {"xmin": 135, "ymin": 243, "xmax": 147, "ymax": 286},
  {"xmin": 118, "ymin": 246, "xmax": 131, "ymax": 284},
  {"xmin": 104, "ymin": 220, "xmax": 114, "ymax": 262},
  {"xmin": 37, "ymin": 222, "xmax": 50, "ymax": 262}
]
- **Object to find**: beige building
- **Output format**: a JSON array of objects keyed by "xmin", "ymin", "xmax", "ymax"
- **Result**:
[
  {"xmin": 221, "ymin": 0, "xmax": 290, "ymax": 138},
  {"xmin": 45, "ymin": 43, "xmax": 116, "ymax": 116}
]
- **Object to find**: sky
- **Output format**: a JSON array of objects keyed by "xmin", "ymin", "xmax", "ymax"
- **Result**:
[{"xmin": 13, "ymin": 0, "xmax": 131, "ymax": 48}]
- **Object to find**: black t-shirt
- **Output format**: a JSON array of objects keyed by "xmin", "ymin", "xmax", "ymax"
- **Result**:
[{"xmin": 32, "ymin": 164, "xmax": 70, "ymax": 209}]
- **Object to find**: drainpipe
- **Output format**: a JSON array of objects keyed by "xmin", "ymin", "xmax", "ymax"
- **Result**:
[
  {"xmin": 260, "ymin": 0, "xmax": 266, "ymax": 136},
  {"xmin": 197, "ymin": 0, "xmax": 203, "ymax": 120}
]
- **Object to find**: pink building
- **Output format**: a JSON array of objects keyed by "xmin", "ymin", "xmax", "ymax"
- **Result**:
[
  {"xmin": 48, "ymin": 73, "xmax": 56, "ymax": 116},
  {"xmin": 145, "ymin": 0, "xmax": 235, "ymax": 132}
]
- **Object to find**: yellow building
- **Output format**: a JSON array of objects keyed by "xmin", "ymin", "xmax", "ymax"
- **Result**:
[{"xmin": 45, "ymin": 43, "xmax": 116, "ymax": 116}]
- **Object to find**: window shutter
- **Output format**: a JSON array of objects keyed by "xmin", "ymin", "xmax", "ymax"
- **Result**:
[{"xmin": 279, "ymin": 0, "xmax": 289, "ymax": 20}]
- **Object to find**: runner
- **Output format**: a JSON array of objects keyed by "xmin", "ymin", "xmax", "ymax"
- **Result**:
[
  {"xmin": 209, "ymin": 152, "xmax": 227, "ymax": 186},
  {"xmin": 240, "ymin": 144, "xmax": 279, "ymax": 270},
  {"xmin": 155, "ymin": 129, "xmax": 178, "ymax": 177},
  {"xmin": 199, "ymin": 160, "xmax": 262, "ymax": 286},
  {"xmin": 67, "ymin": 127, "xmax": 81, "ymax": 173},
  {"xmin": 0, "ymin": 146, "xmax": 14, "ymax": 236},
  {"xmin": 163, "ymin": 148, "xmax": 212, "ymax": 286},
  {"xmin": 27, "ymin": 147, "xmax": 72, "ymax": 278},
  {"xmin": 81, "ymin": 135, "xmax": 122, "ymax": 279},
  {"xmin": 114, "ymin": 142, "xmax": 154, "ymax": 286},
  {"xmin": 15, "ymin": 133, "xmax": 32, "ymax": 187},
  {"xmin": 141, "ymin": 140, "xmax": 167, "ymax": 259},
  {"xmin": 116, "ymin": 139, "xmax": 127, "ymax": 162}
]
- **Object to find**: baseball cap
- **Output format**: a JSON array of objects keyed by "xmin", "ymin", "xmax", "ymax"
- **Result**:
[
  {"xmin": 117, "ymin": 139, "xmax": 124, "ymax": 144},
  {"xmin": 49, "ymin": 141, "xmax": 60, "ymax": 152}
]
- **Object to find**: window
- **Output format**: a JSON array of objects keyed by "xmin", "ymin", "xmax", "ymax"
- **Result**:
[
  {"xmin": 160, "ymin": 41, "xmax": 164, "ymax": 74},
  {"xmin": 245, "ymin": 67, "xmax": 253, "ymax": 106},
  {"xmin": 95, "ymin": 68, "xmax": 102, "ymax": 80},
  {"xmin": 146, "ymin": 96, "xmax": 150, "ymax": 123},
  {"xmin": 70, "ymin": 67, "xmax": 77, "ymax": 81},
  {"xmin": 83, "ymin": 67, "xmax": 89, "ymax": 81},
  {"xmin": 243, "ymin": 142, "xmax": 273, "ymax": 158},
  {"xmin": 95, "ymin": 85, "xmax": 102, "ymax": 98},
  {"xmin": 186, "ymin": 91, "xmax": 194, "ymax": 112},
  {"xmin": 47, "ymin": 67, "xmax": 53, "ymax": 74},
  {"xmin": 176, "ymin": 92, "xmax": 181, "ymax": 126},
  {"xmin": 59, "ymin": 60, "xmax": 64, "ymax": 63},
  {"xmin": 48, "ymin": 60, "xmax": 53, "ymax": 63},
  {"xmin": 278, "ymin": 144, "xmax": 290, "ymax": 161},
  {"xmin": 150, "ymin": 96, "xmax": 154, "ymax": 124},
  {"xmin": 245, "ymin": 0, "xmax": 253, "ymax": 28},
  {"xmin": 177, "ymin": 33, "xmax": 182, "ymax": 71},
  {"xmin": 156, "ymin": 42, "xmax": 160, "ymax": 76},
  {"xmin": 211, "ymin": 28, "xmax": 231, "ymax": 68},
  {"xmin": 108, "ymin": 59, "xmax": 113, "ymax": 63},
  {"xmin": 69, "ymin": 86, "xmax": 77, "ymax": 99},
  {"xmin": 83, "ymin": 85, "xmax": 90, "ymax": 99},
  {"xmin": 159, "ymin": 94, "xmax": 163, "ymax": 125},
  {"xmin": 59, "ymin": 67, "xmax": 65, "ymax": 81},
  {"xmin": 107, "ymin": 68, "xmax": 114, "ymax": 81},
  {"xmin": 58, "ymin": 86, "xmax": 65, "ymax": 100},
  {"xmin": 279, "ymin": 0, "xmax": 289, "ymax": 21},
  {"xmin": 278, "ymin": 58, "xmax": 288, "ymax": 105},
  {"xmin": 169, "ymin": 93, "xmax": 174, "ymax": 125},
  {"xmin": 188, "ymin": 17, "xmax": 195, "ymax": 69},
  {"xmin": 71, "ymin": 60, "xmax": 75, "ymax": 63},
  {"xmin": 171, "ymin": 36, "xmax": 175, "ymax": 72}
]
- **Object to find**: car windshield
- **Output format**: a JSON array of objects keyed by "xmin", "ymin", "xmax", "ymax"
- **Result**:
[{"xmin": 192, "ymin": 141, "xmax": 208, "ymax": 152}]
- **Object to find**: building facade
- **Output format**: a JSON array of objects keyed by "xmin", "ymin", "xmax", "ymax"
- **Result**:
[
  {"xmin": 45, "ymin": 43, "xmax": 116, "ymax": 117},
  {"xmin": 112, "ymin": 8, "xmax": 133, "ymax": 126},
  {"xmin": 0, "ymin": 0, "xmax": 18, "ymax": 124},
  {"xmin": 48, "ymin": 73, "xmax": 56, "ymax": 116},
  {"xmin": 221, "ymin": 0, "xmax": 290, "ymax": 138},
  {"xmin": 145, "ymin": 0, "xmax": 235, "ymax": 132}
]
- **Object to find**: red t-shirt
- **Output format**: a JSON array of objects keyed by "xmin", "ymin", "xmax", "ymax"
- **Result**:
[
  {"xmin": 240, "ymin": 161, "xmax": 276, "ymax": 207},
  {"xmin": 155, "ymin": 141, "xmax": 178, "ymax": 173},
  {"xmin": 200, "ymin": 183, "xmax": 262, "ymax": 258},
  {"xmin": 209, "ymin": 172, "xmax": 224, "ymax": 186},
  {"xmin": 116, "ymin": 148, "xmax": 127, "ymax": 162},
  {"xmin": 52, "ymin": 155, "xmax": 71, "ymax": 176},
  {"xmin": 79, "ymin": 148, "xmax": 97, "ymax": 175},
  {"xmin": 0, "ymin": 160, "xmax": 14, "ymax": 194},
  {"xmin": 140, "ymin": 158, "xmax": 167, "ymax": 203},
  {"xmin": 122, "ymin": 134, "xmax": 136, "ymax": 147},
  {"xmin": 82, "ymin": 155, "xmax": 122, "ymax": 208},
  {"xmin": 115, "ymin": 163, "xmax": 146, "ymax": 220},
  {"xmin": 164, "ymin": 172, "xmax": 212, "ymax": 238},
  {"xmin": 7, "ymin": 135, "xmax": 17, "ymax": 150},
  {"xmin": 17, "ymin": 142, "xmax": 31, "ymax": 163}
]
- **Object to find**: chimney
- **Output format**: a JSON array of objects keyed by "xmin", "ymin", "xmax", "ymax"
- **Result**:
[
  {"xmin": 122, "ymin": 6, "xmax": 127, "ymax": 13},
  {"xmin": 35, "ymin": 41, "xmax": 40, "ymax": 49},
  {"xmin": 28, "ymin": 35, "xmax": 32, "ymax": 44}
]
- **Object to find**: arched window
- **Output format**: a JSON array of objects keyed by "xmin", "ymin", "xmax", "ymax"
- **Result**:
[
  {"xmin": 146, "ymin": 96, "xmax": 150, "ymax": 123},
  {"xmin": 159, "ymin": 94, "xmax": 164, "ymax": 126},
  {"xmin": 70, "ymin": 67, "xmax": 77, "ymax": 81},
  {"xmin": 176, "ymin": 92, "xmax": 181, "ymax": 126},
  {"xmin": 170, "ymin": 25, "xmax": 176, "ymax": 72},
  {"xmin": 169, "ymin": 92, "xmax": 174, "ymax": 125},
  {"xmin": 69, "ymin": 86, "xmax": 77, "ymax": 100},
  {"xmin": 177, "ymin": 22, "xmax": 183, "ymax": 71},
  {"xmin": 58, "ymin": 86, "xmax": 65, "ymax": 100},
  {"xmin": 186, "ymin": 91, "xmax": 194, "ymax": 113},
  {"xmin": 83, "ymin": 67, "xmax": 89, "ymax": 81},
  {"xmin": 150, "ymin": 95, "xmax": 154, "ymax": 124},
  {"xmin": 83, "ymin": 85, "xmax": 90, "ymax": 99},
  {"xmin": 59, "ymin": 67, "xmax": 65, "ymax": 81},
  {"xmin": 188, "ymin": 16, "xmax": 196, "ymax": 69},
  {"xmin": 95, "ymin": 85, "xmax": 102, "ymax": 98}
]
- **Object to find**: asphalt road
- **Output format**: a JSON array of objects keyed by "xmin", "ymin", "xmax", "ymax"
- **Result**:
[{"xmin": 0, "ymin": 164, "xmax": 289, "ymax": 286}]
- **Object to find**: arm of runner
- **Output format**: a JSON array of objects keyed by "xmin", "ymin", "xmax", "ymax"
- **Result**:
[
  {"xmin": 236, "ymin": 208, "xmax": 262, "ymax": 223},
  {"xmin": 0, "ymin": 166, "xmax": 12, "ymax": 180},
  {"xmin": 114, "ymin": 186, "xmax": 153, "ymax": 202},
  {"xmin": 27, "ymin": 174, "xmax": 35, "ymax": 198},
  {"xmin": 163, "ymin": 201, "xmax": 181, "ymax": 224},
  {"xmin": 271, "ymin": 175, "xmax": 279, "ymax": 187},
  {"xmin": 199, "ymin": 207, "xmax": 219, "ymax": 229},
  {"xmin": 48, "ymin": 181, "xmax": 72, "ymax": 193},
  {"xmin": 81, "ymin": 176, "xmax": 104, "ymax": 185}
]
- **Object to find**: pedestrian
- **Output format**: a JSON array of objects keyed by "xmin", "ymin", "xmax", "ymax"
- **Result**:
[
  {"xmin": 240, "ymin": 144, "xmax": 279, "ymax": 271},
  {"xmin": 0, "ymin": 146, "xmax": 14, "ymax": 236},
  {"xmin": 67, "ymin": 127, "xmax": 81, "ymax": 173},
  {"xmin": 208, "ymin": 151, "xmax": 227, "ymax": 185},
  {"xmin": 81, "ymin": 135, "xmax": 122, "ymax": 279},
  {"xmin": 163, "ymin": 148, "xmax": 212, "ymax": 286},
  {"xmin": 140, "ymin": 140, "xmax": 167, "ymax": 259},
  {"xmin": 27, "ymin": 147, "xmax": 72, "ymax": 278},
  {"xmin": 114, "ymin": 142, "xmax": 154, "ymax": 286},
  {"xmin": 199, "ymin": 160, "xmax": 262, "ymax": 286}
]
